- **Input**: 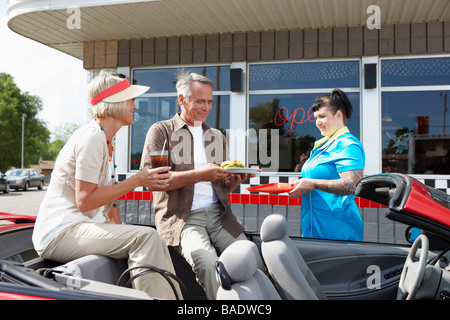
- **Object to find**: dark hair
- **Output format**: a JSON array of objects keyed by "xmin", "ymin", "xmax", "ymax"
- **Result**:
[{"xmin": 311, "ymin": 89, "xmax": 353, "ymax": 124}]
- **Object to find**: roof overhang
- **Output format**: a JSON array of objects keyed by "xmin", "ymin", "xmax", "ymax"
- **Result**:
[{"xmin": 6, "ymin": 0, "xmax": 450, "ymax": 60}]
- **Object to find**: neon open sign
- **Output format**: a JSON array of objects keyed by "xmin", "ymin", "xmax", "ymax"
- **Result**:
[{"xmin": 273, "ymin": 105, "xmax": 315, "ymax": 132}]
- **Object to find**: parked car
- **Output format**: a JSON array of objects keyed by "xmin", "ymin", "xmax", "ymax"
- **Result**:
[
  {"xmin": 0, "ymin": 172, "xmax": 10, "ymax": 193},
  {"xmin": 0, "ymin": 173, "xmax": 449, "ymax": 301},
  {"xmin": 5, "ymin": 169, "xmax": 44, "ymax": 191}
]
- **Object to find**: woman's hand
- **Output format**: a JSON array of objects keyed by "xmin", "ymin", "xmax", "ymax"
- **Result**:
[
  {"xmin": 137, "ymin": 166, "xmax": 172, "ymax": 191},
  {"xmin": 288, "ymin": 169, "xmax": 364, "ymax": 198},
  {"xmin": 106, "ymin": 202, "xmax": 122, "ymax": 224},
  {"xmin": 75, "ymin": 166, "xmax": 173, "ymax": 213},
  {"xmin": 289, "ymin": 179, "xmax": 315, "ymax": 198}
]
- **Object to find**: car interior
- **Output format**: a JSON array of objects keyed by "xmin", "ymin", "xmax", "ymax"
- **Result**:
[{"xmin": 0, "ymin": 173, "xmax": 449, "ymax": 300}]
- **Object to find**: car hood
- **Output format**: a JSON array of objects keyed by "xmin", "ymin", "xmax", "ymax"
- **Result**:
[{"xmin": 5, "ymin": 175, "xmax": 26, "ymax": 179}]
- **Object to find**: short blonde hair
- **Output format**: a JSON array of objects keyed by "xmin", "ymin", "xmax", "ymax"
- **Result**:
[{"xmin": 88, "ymin": 70, "xmax": 127, "ymax": 119}]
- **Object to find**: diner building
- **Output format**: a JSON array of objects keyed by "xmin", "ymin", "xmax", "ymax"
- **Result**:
[{"xmin": 7, "ymin": 0, "xmax": 450, "ymax": 244}]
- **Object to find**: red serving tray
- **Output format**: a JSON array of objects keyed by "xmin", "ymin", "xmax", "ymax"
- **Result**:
[{"xmin": 246, "ymin": 183, "xmax": 295, "ymax": 194}]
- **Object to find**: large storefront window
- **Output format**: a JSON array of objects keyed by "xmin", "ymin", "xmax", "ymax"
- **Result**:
[
  {"xmin": 381, "ymin": 57, "xmax": 450, "ymax": 174},
  {"xmin": 248, "ymin": 60, "xmax": 361, "ymax": 172},
  {"xmin": 130, "ymin": 66, "xmax": 231, "ymax": 170}
]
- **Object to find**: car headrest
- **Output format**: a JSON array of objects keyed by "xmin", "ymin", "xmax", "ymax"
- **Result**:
[
  {"xmin": 217, "ymin": 240, "xmax": 260, "ymax": 283},
  {"xmin": 260, "ymin": 214, "xmax": 288, "ymax": 242}
]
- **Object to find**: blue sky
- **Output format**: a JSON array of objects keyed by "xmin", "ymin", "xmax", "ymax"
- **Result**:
[{"xmin": 0, "ymin": 5, "xmax": 88, "ymax": 139}]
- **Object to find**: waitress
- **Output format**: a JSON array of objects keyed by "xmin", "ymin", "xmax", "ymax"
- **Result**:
[{"xmin": 289, "ymin": 89, "xmax": 365, "ymax": 241}]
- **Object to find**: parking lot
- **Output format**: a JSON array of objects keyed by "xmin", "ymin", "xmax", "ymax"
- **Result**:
[{"xmin": 0, "ymin": 187, "xmax": 46, "ymax": 217}]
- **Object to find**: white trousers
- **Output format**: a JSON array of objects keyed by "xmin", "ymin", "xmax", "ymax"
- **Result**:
[{"xmin": 40, "ymin": 221, "xmax": 181, "ymax": 300}]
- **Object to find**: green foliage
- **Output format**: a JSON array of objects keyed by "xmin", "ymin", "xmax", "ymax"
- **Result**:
[
  {"xmin": 0, "ymin": 73, "xmax": 50, "ymax": 172},
  {"xmin": 41, "ymin": 123, "xmax": 80, "ymax": 160}
]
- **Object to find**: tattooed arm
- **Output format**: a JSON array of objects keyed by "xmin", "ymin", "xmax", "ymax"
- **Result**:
[{"xmin": 288, "ymin": 169, "xmax": 364, "ymax": 198}]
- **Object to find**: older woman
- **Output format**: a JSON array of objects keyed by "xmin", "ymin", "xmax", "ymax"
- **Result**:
[
  {"xmin": 32, "ymin": 71, "xmax": 180, "ymax": 299},
  {"xmin": 289, "ymin": 89, "xmax": 365, "ymax": 241}
]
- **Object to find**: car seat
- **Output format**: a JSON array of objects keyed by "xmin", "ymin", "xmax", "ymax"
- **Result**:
[
  {"xmin": 260, "ymin": 214, "xmax": 327, "ymax": 300},
  {"xmin": 215, "ymin": 240, "xmax": 281, "ymax": 300},
  {"xmin": 51, "ymin": 254, "xmax": 129, "ymax": 285}
]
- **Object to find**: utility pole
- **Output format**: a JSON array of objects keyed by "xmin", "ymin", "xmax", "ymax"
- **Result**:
[{"xmin": 21, "ymin": 113, "xmax": 26, "ymax": 168}]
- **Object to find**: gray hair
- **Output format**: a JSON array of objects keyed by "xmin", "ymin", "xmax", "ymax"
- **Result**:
[{"xmin": 175, "ymin": 69, "xmax": 215, "ymax": 101}]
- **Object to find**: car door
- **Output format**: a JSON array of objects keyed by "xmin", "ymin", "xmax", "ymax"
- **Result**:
[
  {"xmin": 0, "ymin": 173, "xmax": 6, "ymax": 190},
  {"xmin": 26, "ymin": 170, "xmax": 34, "ymax": 187},
  {"xmin": 29, "ymin": 170, "xmax": 39, "ymax": 187},
  {"xmin": 292, "ymin": 237, "xmax": 411, "ymax": 300}
]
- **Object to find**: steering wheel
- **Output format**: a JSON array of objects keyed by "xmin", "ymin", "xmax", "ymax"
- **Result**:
[{"xmin": 397, "ymin": 234, "xmax": 429, "ymax": 300}]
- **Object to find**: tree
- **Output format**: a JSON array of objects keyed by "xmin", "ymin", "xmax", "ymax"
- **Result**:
[
  {"xmin": 41, "ymin": 123, "xmax": 80, "ymax": 160},
  {"xmin": 0, "ymin": 73, "xmax": 50, "ymax": 172}
]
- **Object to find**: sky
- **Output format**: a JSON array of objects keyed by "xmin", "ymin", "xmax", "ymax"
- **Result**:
[{"xmin": 0, "ymin": 4, "xmax": 89, "ymax": 139}]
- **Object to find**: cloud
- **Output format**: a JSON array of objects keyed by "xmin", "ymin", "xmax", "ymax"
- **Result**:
[{"xmin": 0, "ymin": 8, "xmax": 89, "ymax": 137}]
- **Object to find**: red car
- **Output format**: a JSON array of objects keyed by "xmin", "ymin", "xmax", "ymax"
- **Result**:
[{"xmin": 0, "ymin": 173, "xmax": 449, "ymax": 300}]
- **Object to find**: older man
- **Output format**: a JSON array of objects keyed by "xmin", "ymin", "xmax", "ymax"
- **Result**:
[{"xmin": 140, "ymin": 69, "xmax": 252, "ymax": 299}]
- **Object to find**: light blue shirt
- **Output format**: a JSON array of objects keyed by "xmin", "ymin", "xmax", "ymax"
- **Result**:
[{"xmin": 300, "ymin": 128, "xmax": 365, "ymax": 241}]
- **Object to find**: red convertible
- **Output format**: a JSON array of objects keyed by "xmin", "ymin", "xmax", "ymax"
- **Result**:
[{"xmin": 0, "ymin": 173, "xmax": 449, "ymax": 301}]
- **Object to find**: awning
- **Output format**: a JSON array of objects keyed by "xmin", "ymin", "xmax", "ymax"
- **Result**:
[{"xmin": 6, "ymin": 0, "xmax": 450, "ymax": 59}]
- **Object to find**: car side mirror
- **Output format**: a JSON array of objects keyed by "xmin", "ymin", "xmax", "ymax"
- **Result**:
[{"xmin": 405, "ymin": 226, "xmax": 421, "ymax": 244}]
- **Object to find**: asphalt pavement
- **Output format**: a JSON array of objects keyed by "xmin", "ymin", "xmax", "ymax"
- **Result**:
[{"xmin": 0, "ymin": 186, "xmax": 47, "ymax": 217}]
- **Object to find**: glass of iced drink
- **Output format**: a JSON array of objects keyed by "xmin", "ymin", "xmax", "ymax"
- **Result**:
[{"xmin": 150, "ymin": 150, "xmax": 169, "ymax": 169}]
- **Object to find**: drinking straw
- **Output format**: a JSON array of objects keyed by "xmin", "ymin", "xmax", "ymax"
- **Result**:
[
  {"xmin": 161, "ymin": 139, "xmax": 167, "ymax": 156},
  {"xmin": 160, "ymin": 139, "xmax": 167, "ymax": 167}
]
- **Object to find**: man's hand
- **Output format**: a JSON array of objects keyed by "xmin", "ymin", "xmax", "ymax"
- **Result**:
[
  {"xmin": 162, "ymin": 164, "xmax": 255, "ymax": 192},
  {"xmin": 224, "ymin": 173, "xmax": 255, "ymax": 193},
  {"xmin": 196, "ymin": 163, "xmax": 229, "ymax": 181},
  {"xmin": 137, "ymin": 166, "xmax": 172, "ymax": 191}
]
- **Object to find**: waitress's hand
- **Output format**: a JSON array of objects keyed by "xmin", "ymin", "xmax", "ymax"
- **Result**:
[
  {"xmin": 137, "ymin": 166, "xmax": 171, "ymax": 191},
  {"xmin": 288, "ymin": 178, "xmax": 315, "ymax": 198}
]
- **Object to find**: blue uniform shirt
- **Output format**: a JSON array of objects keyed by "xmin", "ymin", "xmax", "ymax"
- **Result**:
[{"xmin": 300, "ymin": 127, "xmax": 365, "ymax": 241}]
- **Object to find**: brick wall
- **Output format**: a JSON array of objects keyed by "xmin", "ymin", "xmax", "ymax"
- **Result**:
[
  {"xmin": 117, "ymin": 193, "xmax": 408, "ymax": 245},
  {"xmin": 83, "ymin": 22, "xmax": 450, "ymax": 70}
]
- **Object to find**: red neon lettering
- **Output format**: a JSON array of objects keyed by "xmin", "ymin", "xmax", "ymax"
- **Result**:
[{"xmin": 273, "ymin": 106, "xmax": 315, "ymax": 132}]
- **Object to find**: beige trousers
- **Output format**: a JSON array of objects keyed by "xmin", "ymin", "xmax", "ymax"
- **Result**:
[
  {"xmin": 40, "ymin": 221, "xmax": 181, "ymax": 300},
  {"xmin": 177, "ymin": 203, "xmax": 246, "ymax": 300}
]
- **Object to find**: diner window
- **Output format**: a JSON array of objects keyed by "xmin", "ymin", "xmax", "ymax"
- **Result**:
[
  {"xmin": 130, "ymin": 66, "xmax": 231, "ymax": 170},
  {"xmin": 381, "ymin": 57, "xmax": 450, "ymax": 174},
  {"xmin": 248, "ymin": 60, "xmax": 361, "ymax": 172}
]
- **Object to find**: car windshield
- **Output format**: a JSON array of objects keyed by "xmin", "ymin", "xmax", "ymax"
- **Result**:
[
  {"xmin": 428, "ymin": 187, "xmax": 450, "ymax": 209},
  {"xmin": 6, "ymin": 170, "xmax": 24, "ymax": 176}
]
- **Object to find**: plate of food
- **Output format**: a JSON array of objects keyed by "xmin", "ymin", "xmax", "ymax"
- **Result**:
[
  {"xmin": 246, "ymin": 183, "xmax": 296, "ymax": 194},
  {"xmin": 220, "ymin": 160, "xmax": 261, "ymax": 174}
]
